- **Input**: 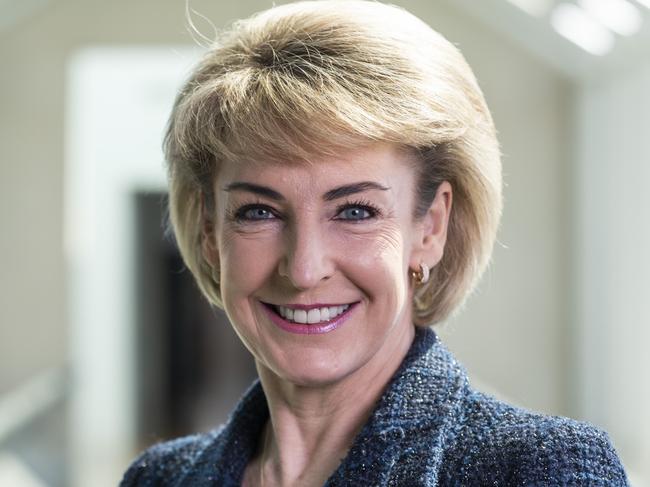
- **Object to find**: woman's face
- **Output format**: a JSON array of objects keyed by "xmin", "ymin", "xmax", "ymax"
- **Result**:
[{"xmin": 207, "ymin": 143, "xmax": 440, "ymax": 386}]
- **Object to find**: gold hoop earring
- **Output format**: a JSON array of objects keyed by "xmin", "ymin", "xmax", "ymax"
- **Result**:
[{"xmin": 410, "ymin": 262, "xmax": 430, "ymax": 285}]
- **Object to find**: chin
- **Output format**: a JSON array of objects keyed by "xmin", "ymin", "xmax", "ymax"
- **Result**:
[{"xmin": 263, "ymin": 352, "xmax": 361, "ymax": 388}]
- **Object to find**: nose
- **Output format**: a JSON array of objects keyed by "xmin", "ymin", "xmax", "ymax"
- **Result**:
[{"xmin": 278, "ymin": 220, "xmax": 334, "ymax": 290}]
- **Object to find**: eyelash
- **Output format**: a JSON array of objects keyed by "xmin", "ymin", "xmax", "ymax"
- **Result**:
[
  {"xmin": 229, "ymin": 199, "xmax": 382, "ymax": 223},
  {"xmin": 229, "ymin": 202, "xmax": 277, "ymax": 222},
  {"xmin": 334, "ymin": 199, "xmax": 381, "ymax": 221}
]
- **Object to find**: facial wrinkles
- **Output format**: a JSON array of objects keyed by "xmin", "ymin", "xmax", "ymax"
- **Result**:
[
  {"xmin": 218, "ymin": 152, "xmax": 409, "ymax": 261},
  {"xmin": 207, "ymin": 144, "xmax": 427, "ymax": 399},
  {"xmin": 357, "ymin": 225, "xmax": 408, "ymax": 304},
  {"xmin": 218, "ymin": 170, "xmax": 410, "ymax": 291}
]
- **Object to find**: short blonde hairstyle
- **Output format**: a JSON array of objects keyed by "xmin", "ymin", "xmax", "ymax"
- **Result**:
[{"xmin": 165, "ymin": 0, "xmax": 502, "ymax": 325}]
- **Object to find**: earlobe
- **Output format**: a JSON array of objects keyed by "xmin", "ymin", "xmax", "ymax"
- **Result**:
[{"xmin": 411, "ymin": 181, "xmax": 453, "ymax": 270}]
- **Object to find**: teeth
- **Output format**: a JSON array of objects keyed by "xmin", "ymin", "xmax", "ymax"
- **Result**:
[
  {"xmin": 275, "ymin": 304, "xmax": 350, "ymax": 324},
  {"xmin": 320, "ymin": 307, "xmax": 330, "ymax": 321},
  {"xmin": 307, "ymin": 309, "xmax": 320, "ymax": 324}
]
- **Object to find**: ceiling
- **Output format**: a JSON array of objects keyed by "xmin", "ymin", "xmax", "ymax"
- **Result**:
[
  {"xmin": 1, "ymin": 0, "xmax": 648, "ymax": 80},
  {"xmin": 444, "ymin": 0, "xmax": 650, "ymax": 79}
]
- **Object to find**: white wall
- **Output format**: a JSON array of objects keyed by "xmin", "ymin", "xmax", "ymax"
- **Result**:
[
  {"xmin": 574, "ymin": 63, "xmax": 650, "ymax": 484},
  {"xmin": 65, "ymin": 48, "xmax": 198, "ymax": 486}
]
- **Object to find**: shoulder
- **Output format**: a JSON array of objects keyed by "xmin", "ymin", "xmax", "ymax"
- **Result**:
[
  {"xmin": 439, "ymin": 391, "xmax": 629, "ymax": 486},
  {"xmin": 118, "ymin": 427, "xmax": 223, "ymax": 487}
]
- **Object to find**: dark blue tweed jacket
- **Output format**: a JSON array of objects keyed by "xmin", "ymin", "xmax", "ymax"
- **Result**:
[{"xmin": 120, "ymin": 327, "xmax": 629, "ymax": 486}]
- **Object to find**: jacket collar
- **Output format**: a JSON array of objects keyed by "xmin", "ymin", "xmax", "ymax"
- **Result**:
[
  {"xmin": 182, "ymin": 326, "xmax": 468, "ymax": 486},
  {"xmin": 325, "ymin": 326, "xmax": 468, "ymax": 485}
]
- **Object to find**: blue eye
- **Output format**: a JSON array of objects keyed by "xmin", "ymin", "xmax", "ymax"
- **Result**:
[
  {"xmin": 336, "ymin": 202, "xmax": 379, "ymax": 221},
  {"xmin": 338, "ymin": 207, "xmax": 371, "ymax": 220},
  {"xmin": 235, "ymin": 205, "xmax": 277, "ymax": 221}
]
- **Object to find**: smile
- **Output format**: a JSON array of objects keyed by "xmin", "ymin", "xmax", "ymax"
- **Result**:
[
  {"xmin": 274, "ymin": 304, "xmax": 350, "ymax": 324},
  {"xmin": 260, "ymin": 301, "xmax": 357, "ymax": 335}
]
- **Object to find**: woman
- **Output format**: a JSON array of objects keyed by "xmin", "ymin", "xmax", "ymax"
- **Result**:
[{"xmin": 121, "ymin": 1, "xmax": 629, "ymax": 485}]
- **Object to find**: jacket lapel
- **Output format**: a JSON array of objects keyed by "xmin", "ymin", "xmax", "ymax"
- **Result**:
[{"xmin": 324, "ymin": 327, "xmax": 468, "ymax": 486}]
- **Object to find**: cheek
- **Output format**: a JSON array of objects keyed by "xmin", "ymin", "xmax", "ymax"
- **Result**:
[
  {"xmin": 217, "ymin": 227, "xmax": 280, "ymax": 303},
  {"xmin": 338, "ymin": 225, "xmax": 410, "ymax": 303},
  {"xmin": 216, "ymin": 230, "xmax": 281, "ymax": 355}
]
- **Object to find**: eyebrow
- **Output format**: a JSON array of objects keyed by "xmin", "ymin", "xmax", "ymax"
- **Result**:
[
  {"xmin": 222, "ymin": 182, "xmax": 285, "ymax": 201},
  {"xmin": 222, "ymin": 181, "xmax": 390, "ymax": 201},
  {"xmin": 322, "ymin": 181, "xmax": 390, "ymax": 201}
]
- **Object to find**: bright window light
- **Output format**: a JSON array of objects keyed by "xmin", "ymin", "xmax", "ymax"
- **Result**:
[
  {"xmin": 579, "ymin": 0, "xmax": 642, "ymax": 36},
  {"xmin": 505, "ymin": 0, "xmax": 555, "ymax": 16},
  {"xmin": 551, "ymin": 3, "xmax": 615, "ymax": 55}
]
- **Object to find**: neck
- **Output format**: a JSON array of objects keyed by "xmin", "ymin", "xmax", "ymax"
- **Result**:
[{"xmin": 255, "ymin": 323, "xmax": 415, "ymax": 486}]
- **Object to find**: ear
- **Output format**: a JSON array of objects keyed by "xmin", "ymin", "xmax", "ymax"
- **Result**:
[
  {"xmin": 409, "ymin": 180, "xmax": 453, "ymax": 271},
  {"xmin": 200, "ymin": 191, "xmax": 219, "ymax": 269}
]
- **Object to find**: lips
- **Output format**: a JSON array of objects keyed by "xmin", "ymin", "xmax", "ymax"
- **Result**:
[
  {"xmin": 274, "ymin": 304, "xmax": 350, "ymax": 324},
  {"xmin": 260, "ymin": 301, "xmax": 357, "ymax": 335}
]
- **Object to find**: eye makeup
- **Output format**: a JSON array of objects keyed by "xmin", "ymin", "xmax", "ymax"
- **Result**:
[
  {"xmin": 225, "ymin": 193, "xmax": 389, "ymax": 229},
  {"xmin": 226, "ymin": 201, "xmax": 280, "ymax": 223},
  {"xmin": 333, "ymin": 199, "xmax": 382, "ymax": 221}
]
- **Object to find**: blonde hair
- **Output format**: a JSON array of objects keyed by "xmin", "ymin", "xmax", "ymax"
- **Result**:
[{"xmin": 165, "ymin": 0, "xmax": 502, "ymax": 325}]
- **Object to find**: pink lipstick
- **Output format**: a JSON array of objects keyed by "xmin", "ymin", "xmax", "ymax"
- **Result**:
[{"xmin": 260, "ymin": 302, "xmax": 357, "ymax": 335}]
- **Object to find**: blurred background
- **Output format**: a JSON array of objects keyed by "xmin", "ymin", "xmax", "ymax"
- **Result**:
[{"xmin": 1, "ymin": 0, "xmax": 649, "ymax": 485}]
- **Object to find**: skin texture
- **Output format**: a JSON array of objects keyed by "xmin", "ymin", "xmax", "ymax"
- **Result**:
[{"xmin": 202, "ymin": 143, "xmax": 452, "ymax": 486}]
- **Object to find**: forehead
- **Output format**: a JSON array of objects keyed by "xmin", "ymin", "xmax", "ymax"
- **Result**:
[{"xmin": 216, "ymin": 143, "xmax": 418, "ymax": 193}]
